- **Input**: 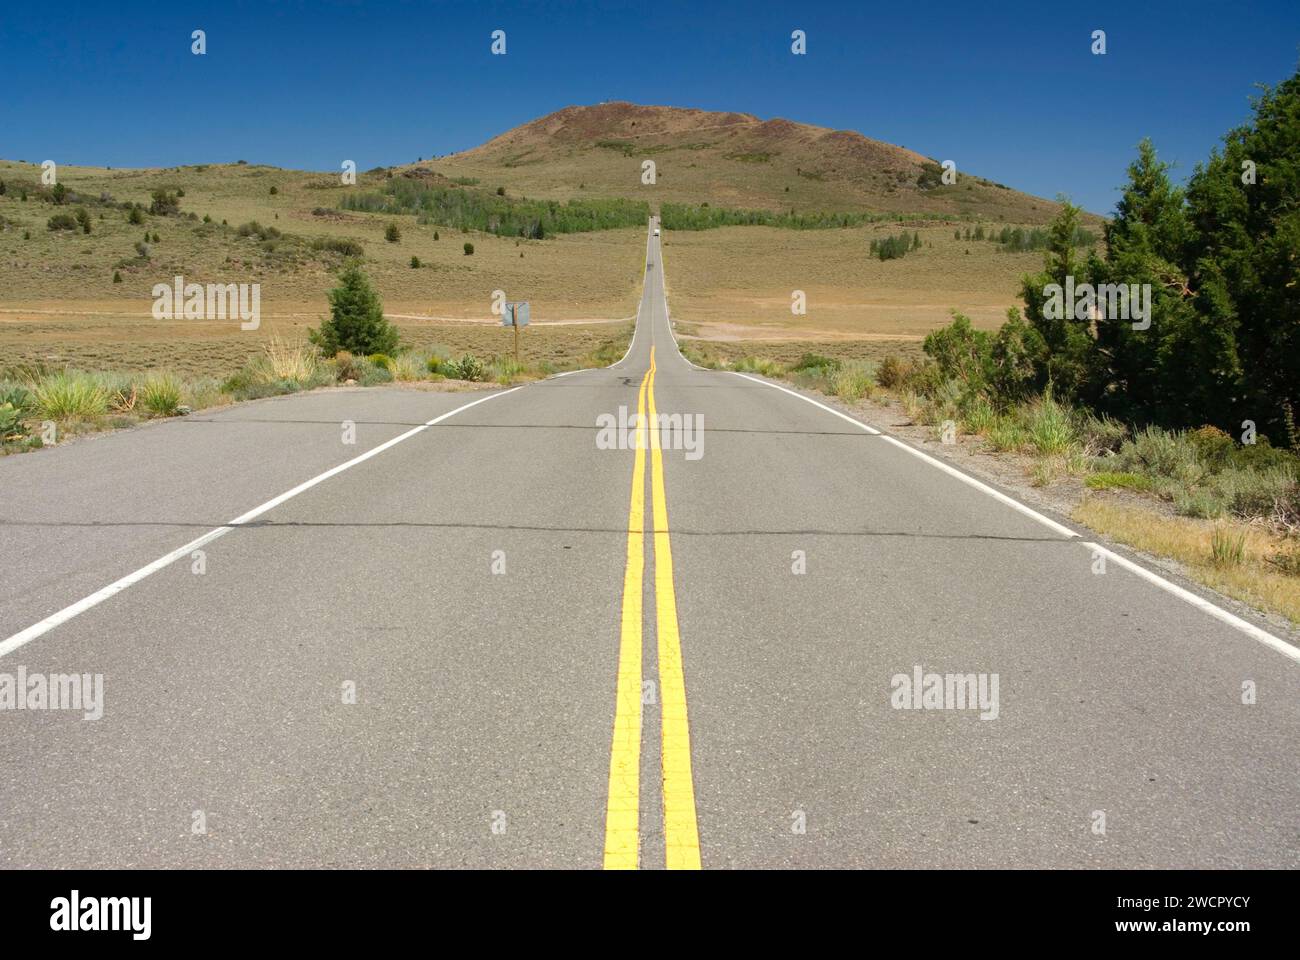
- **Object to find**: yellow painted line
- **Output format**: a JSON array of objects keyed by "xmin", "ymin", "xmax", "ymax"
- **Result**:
[
  {"xmin": 647, "ymin": 347, "xmax": 703, "ymax": 870},
  {"xmin": 602, "ymin": 366, "xmax": 652, "ymax": 869}
]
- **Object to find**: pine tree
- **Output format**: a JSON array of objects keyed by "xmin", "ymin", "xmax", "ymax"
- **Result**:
[
  {"xmin": 1018, "ymin": 198, "xmax": 1097, "ymax": 399},
  {"xmin": 1184, "ymin": 68, "xmax": 1300, "ymax": 441},
  {"xmin": 1092, "ymin": 139, "xmax": 1201, "ymax": 424},
  {"xmin": 308, "ymin": 263, "xmax": 400, "ymax": 356}
]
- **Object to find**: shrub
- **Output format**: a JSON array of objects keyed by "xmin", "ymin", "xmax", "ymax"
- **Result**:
[
  {"xmin": 1230, "ymin": 439, "xmax": 1298, "ymax": 473},
  {"xmin": 112, "ymin": 270, "xmax": 122, "ymax": 283},
  {"xmin": 139, "ymin": 372, "xmax": 184, "ymax": 416},
  {"xmin": 269, "ymin": 185, "xmax": 278, "ymax": 195},
  {"xmin": 127, "ymin": 205, "xmax": 144, "ymax": 224},
  {"xmin": 47, "ymin": 213, "xmax": 78, "ymax": 231},
  {"xmin": 870, "ymin": 232, "xmax": 913, "ymax": 261},
  {"xmin": 410, "ymin": 255, "xmax": 421, "ymax": 268},
  {"xmin": 134, "ymin": 241, "xmax": 150, "ymax": 258},
  {"xmin": 0, "ymin": 384, "xmax": 35, "ymax": 414},
  {"xmin": 448, "ymin": 354, "xmax": 487, "ymax": 381},
  {"xmin": 309, "ymin": 263, "xmax": 400, "ymax": 356},
  {"xmin": 1076, "ymin": 411, "xmax": 1128, "ymax": 454},
  {"xmin": 463, "ymin": 242, "xmax": 474, "ymax": 255},
  {"xmin": 731, "ymin": 355, "xmax": 783, "ymax": 377},
  {"xmin": 32, "ymin": 372, "xmax": 111, "ymax": 419},
  {"xmin": 875, "ymin": 354, "xmax": 916, "ymax": 390},
  {"xmin": 74, "ymin": 208, "xmax": 92, "ymax": 233},
  {"xmin": 310, "ymin": 236, "xmax": 364, "ymax": 257},
  {"xmin": 183, "ymin": 377, "xmax": 224, "ymax": 410},
  {"xmin": 1173, "ymin": 487, "xmax": 1226, "ymax": 519},
  {"xmin": 790, "ymin": 353, "xmax": 840, "ymax": 373},
  {"xmin": 236, "ymin": 220, "xmax": 281, "ymax": 240},
  {"xmin": 0, "ymin": 402, "xmax": 26, "ymax": 441},
  {"xmin": 829, "ymin": 361, "xmax": 874, "ymax": 402},
  {"xmin": 385, "ymin": 223, "xmax": 401, "ymax": 242},
  {"xmin": 332, "ymin": 350, "xmax": 361, "ymax": 381},
  {"xmin": 1114, "ymin": 427, "xmax": 1205, "ymax": 484},
  {"xmin": 1187, "ymin": 425, "xmax": 1235, "ymax": 469},
  {"xmin": 148, "ymin": 189, "xmax": 180, "ymax": 215},
  {"xmin": 359, "ymin": 359, "xmax": 393, "ymax": 385},
  {"xmin": 1212, "ymin": 466, "xmax": 1298, "ymax": 521},
  {"xmin": 367, "ymin": 353, "xmax": 393, "ymax": 371}
]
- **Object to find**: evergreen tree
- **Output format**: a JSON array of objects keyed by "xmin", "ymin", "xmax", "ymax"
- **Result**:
[
  {"xmin": 1184, "ymin": 68, "xmax": 1300, "ymax": 442},
  {"xmin": 1092, "ymin": 139, "xmax": 1202, "ymax": 424},
  {"xmin": 309, "ymin": 263, "xmax": 400, "ymax": 356},
  {"xmin": 1019, "ymin": 198, "xmax": 1097, "ymax": 399}
]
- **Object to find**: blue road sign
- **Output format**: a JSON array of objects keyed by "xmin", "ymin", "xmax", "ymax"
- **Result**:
[{"xmin": 503, "ymin": 301, "xmax": 530, "ymax": 327}]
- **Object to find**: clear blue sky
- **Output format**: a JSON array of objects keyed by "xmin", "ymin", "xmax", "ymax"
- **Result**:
[{"xmin": 2, "ymin": 0, "xmax": 1297, "ymax": 215}]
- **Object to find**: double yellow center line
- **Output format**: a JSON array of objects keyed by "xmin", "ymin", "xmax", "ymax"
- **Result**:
[{"xmin": 603, "ymin": 347, "xmax": 702, "ymax": 870}]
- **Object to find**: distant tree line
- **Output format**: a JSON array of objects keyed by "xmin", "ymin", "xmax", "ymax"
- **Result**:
[{"xmin": 340, "ymin": 179, "xmax": 649, "ymax": 238}]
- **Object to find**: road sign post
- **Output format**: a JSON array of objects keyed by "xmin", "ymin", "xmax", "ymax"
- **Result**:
[{"xmin": 503, "ymin": 301, "xmax": 529, "ymax": 364}]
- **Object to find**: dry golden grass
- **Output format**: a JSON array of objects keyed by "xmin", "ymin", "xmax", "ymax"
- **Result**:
[
  {"xmin": 0, "ymin": 158, "xmax": 646, "ymax": 378},
  {"xmin": 677, "ymin": 335, "xmax": 923, "ymax": 368},
  {"xmin": 0, "ymin": 154, "xmax": 1048, "ymax": 378},
  {"xmin": 661, "ymin": 224, "xmax": 1042, "ymax": 339},
  {"xmin": 0, "ymin": 310, "xmax": 629, "ymax": 380},
  {"xmin": 1074, "ymin": 498, "xmax": 1300, "ymax": 625},
  {"xmin": 0, "ymin": 160, "xmax": 644, "ymax": 317}
]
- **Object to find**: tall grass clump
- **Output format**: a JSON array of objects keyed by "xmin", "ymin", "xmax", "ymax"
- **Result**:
[
  {"xmin": 1023, "ymin": 390, "xmax": 1077, "ymax": 455},
  {"xmin": 263, "ymin": 337, "xmax": 319, "ymax": 382},
  {"xmin": 390, "ymin": 353, "xmax": 423, "ymax": 382},
  {"xmin": 32, "ymin": 372, "xmax": 111, "ymax": 419},
  {"xmin": 139, "ymin": 372, "xmax": 184, "ymax": 416},
  {"xmin": 489, "ymin": 356, "xmax": 526, "ymax": 384},
  {"xmin": 222, "ymin": 339, "xmax": 326, "ymax": 400},
  {"xmin": 1210, "ymin": 524, "xmax": 1248, "ymax": 567}
]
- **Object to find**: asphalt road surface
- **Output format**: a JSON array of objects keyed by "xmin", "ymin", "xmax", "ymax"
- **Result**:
[{"xmin": 2, "ymin": 222, "xmax": 1297, "ymax": 869}]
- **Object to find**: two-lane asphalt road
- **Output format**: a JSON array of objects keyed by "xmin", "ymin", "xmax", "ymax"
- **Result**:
[{"xmin": 2, "ymin": 222, "xmax": 1297, "ymax": 868}]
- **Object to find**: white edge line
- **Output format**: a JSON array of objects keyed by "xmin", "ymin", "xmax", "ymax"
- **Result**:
[
  {"xmin": 730, "ymin": 370, "xmax": 1298, "ymax": 662},
  {"xmin": 1083, "ymin": 542, "xmax": 1300, "ymax": 663},
  {"xmin": 732, "ymin": 371, "xmax": 1076, "ymax": 539},
  {"xmin": 654, "ymin": 226, "xmax": 708, "ymax": 373},
  {"xmin": 611, "ymin": 222, "xmax": 652, "ymax": 369},
  {"xmin": 0, "ymin": 386, "xmax": 523, "ymax": 660}
]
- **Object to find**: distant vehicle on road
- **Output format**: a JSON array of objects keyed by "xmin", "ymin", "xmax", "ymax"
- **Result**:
[{"xmin": 653, "ymin": 227, "xmax": 660, "ymax": 236}]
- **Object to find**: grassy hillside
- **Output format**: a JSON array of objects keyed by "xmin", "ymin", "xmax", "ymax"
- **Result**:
[
  {"xmin": 0, "ymin": 101, "xmax": 1099, "ymax": 380},
  {"xmin": 425, "ymin": 102, "xmax": 1080, "ymax": 224}
]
